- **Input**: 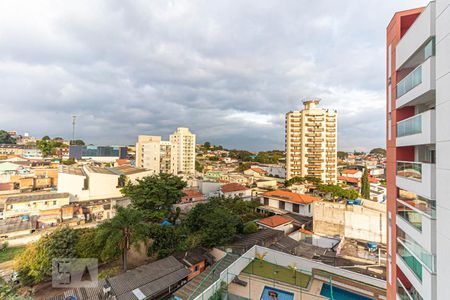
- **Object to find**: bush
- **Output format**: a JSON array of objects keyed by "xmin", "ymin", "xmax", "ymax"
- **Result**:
[{"xmin": 243, "ymin": 222, "xmax": 258, "ymax": 234}]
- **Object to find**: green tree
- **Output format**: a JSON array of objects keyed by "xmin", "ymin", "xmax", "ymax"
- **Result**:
[
  {"xmin": 61, "ymin": 158, "xmax": 76, "ymax": 165},
  {"xmin": 121, "ymin": 174, "xmax": 187, "ymax": 222},
  {"xmin": 203, "ymin": 141, "xmax": 211, "ymax": 149},
  {"xmin": 369, "ymin": 148, "xmax": 386, "ymax": 156},
  {"xmin": 148, "ymin": 224, "xmax": 189, "ymax": 258},
  {"xmin": 70, "ymin": 139, "xmax": 85, "ymax": 146},
  {"xmin": 195, "ymin": 161, "xmax": 204, "ymax": 173},
  {"xmin": 96, "ymin": 207, "xmax": 149, "ymax": 271},
  {"xmin": 243, "ymin": 222, "xmax": 258, "ymax": 234},
  {"xmin": 15, "ymin": 227, "xmax": 79, "ymax": 285},
  {"xmin": 75, "ymin": 228, "xmax": 104, "ymax": 261},
  {"xmin": 0, "ymin": 130, "xmax": 16, "ymax": 144},
  {"xmin": 317, "ymin": 184, "xmax": 359, "ymax": 200},
  {"xmin": 361, "ymin": 167, "xmax": 370, "ymax": 199},
  {"xmin": 337, "ymin": 151, "xmax": 349, "ymax": 160},
  {"xmin": 285, "ymin": 176, "xmax": 321, "ymax": 187}
]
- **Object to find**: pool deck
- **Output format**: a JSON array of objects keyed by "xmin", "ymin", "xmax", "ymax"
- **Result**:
[{"xmin": 227, "ymin": 274, "xmax": 327, "ymax": 300}]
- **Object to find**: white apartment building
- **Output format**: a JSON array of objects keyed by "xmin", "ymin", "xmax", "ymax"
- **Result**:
[
  {"xmin": 386, "ymin": 1, "xmax": 450, "ymax": 299},
  {"xmin": 170, "ymin": 127, "xmax": 196, "ymax": 177},
  {"xmin": 285, "ymin": 100, "xmax": 337, "ymax": 183},
  {"xmin": 57, "ymin": 165, "xmax": 153, "ymax": 201}
]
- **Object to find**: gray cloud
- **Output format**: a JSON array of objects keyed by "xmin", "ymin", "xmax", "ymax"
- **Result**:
[{"xmin": 0, "ymin": 0, "xmax": 426, "ymax": 151}]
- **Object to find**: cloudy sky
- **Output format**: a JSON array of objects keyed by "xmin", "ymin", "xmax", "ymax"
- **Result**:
[{"xmin": 0, "ymin": 0, "xmax": 426, "ymax": 151}]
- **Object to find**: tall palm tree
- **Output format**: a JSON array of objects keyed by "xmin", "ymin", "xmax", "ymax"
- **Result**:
[{"xmin": 97, "ymin": 207, "xmax": 149, "ymax": 271}]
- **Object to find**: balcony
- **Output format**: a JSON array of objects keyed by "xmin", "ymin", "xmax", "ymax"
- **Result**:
[
  {"xmin": 396, "ymin": 2, "xmax": 435, "ymax": 69},
  {"xmin": 397, "ymin": 278, "xmax": 424, "ymax": 300},
  {"xmin": 396, "ymin": 57, "xmax": 436, "ymax": 108},
  {"xmin": 396, "ymin": 109, "xmax": 436, "ymax": 147},
  {"xmin": 396, "ymin": 161, "xmax": 436, "ymax": 199}
]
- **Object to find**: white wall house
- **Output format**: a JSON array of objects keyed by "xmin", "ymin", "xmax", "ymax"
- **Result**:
[{"xmin": 260, "ymin": 190, "xmax": 320, "ymax": 217}]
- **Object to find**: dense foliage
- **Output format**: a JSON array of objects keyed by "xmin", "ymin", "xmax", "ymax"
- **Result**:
[
  {"xmin": 121, "ymin": 174, "xmax": 187, "ymax": 222},
  {"xmin": 96, "ymin": 207, "xmax": 149, "ymax": 270},
  {"xmin": 285, "ymin": 176, "xmax": 321, "ymax": 187},
  {"xmin": 316, "ymin": 184, "xmax": 359, "ymax": 200},
  {"xmin": 254, "ymin": 150, "xmax": 284, "ymax": 164},
  {"xmin": 36, "ymin": 136, "xmax": 68, "ymax": 157},
  {"xmin": 369, "ymin": 148, "xmax": 386, "ymax": 156},
  {"xmin": 361, "ymin": 168, "xmax": 370, "ymax": 199},
  {"xmin": 0, "ymin": 130, "xmax": 16, "ymax": 144},
  {"xmin": 337, "ymin": 151, "xmax": 349, "ymax": 160}
]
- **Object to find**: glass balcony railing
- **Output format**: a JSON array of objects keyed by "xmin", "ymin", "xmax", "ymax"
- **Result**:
[
  {"xmin": 397, "ymin": 201, "xmax": 422, "ymax": 231},
  {"xmin": 397, "ymin": 227, "xmax": 436, "ymax": 273},
  {"xmin": 397, "ymin": 279, "xmax": 424, "ymax": 300},
  {"xmin": 398, "ymin": 188, "xmax": 436, "ymax": 218},
  {"xmin": 397, "ymin": 161, "xmax": 422, "ymax": 181},
  {"xmin": 397, "ymin": 115, "xmax": 422, "ymax": 137},
  {"xmin": 397, "ymin": 65, "xmax": 422, "ymax": 98},
  {"xmin": 397, "ymin": 242, "xmax": 423, "ymax": 281}
]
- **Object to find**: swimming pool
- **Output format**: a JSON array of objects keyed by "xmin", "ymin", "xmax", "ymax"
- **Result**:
[
  {"xmin": 260, "ymin": 286, "xmax": 294, "ymax": 300},
  {"xmin": 320, "ymin": 283, "xmax": 372, "ymax": 300}
]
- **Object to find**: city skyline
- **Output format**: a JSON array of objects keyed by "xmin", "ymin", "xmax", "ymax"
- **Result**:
[{"xmin": 0, "ymin": 0, "xmax": 426, "ymax": 152}]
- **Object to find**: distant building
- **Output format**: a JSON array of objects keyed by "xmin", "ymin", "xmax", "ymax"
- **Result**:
[
  {"xmin": 220, "ymin": 183, "xmax": 252, "ymax": 199},
  {"xmin": 69, "ymin": 145, "xmax": 127, "ymax": 163},
  {"xmin": 285, "ymin": 100, "xmax": 337, "ymax": 183},
  {"xmin": 170, "ymin": 127, "xmax": 196, "ymax": 177},
  {"xmin": 256, "ymin": 215, "xmax": 294, "ymax": 233}
]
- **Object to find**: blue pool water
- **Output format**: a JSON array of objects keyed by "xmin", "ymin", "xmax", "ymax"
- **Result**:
[
  {"xmin": 260, "ymin": 286, "xmax": 294, "ymax": 300},
  {"xmin": 320, "ymin": 283, "xmax": 372, "ymax": 300}
]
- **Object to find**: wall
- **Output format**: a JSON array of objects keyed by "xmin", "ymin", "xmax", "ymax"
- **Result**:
[{"xmin": 436, "ymin": 0, "xmax": 450, "ymax": 298}]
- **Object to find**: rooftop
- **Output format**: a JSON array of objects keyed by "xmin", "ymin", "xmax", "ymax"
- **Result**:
[
  {"xmin": 1, "ymin": 192, "xmax": 70, "ymax": 204},
  {"xmin": 262, "ymin": 190, "xmax": 320, "ymax": 204},
  {"xmin": 106, "ymin": 256, "xmax": 190, "ymax": 300},
  {"xmin": 220, "ymin": 183, "xmax": 250, "ymax": 193},
  {"xmin": 257, "ymin": 215, "xmax": 292, "ymax": 228}
]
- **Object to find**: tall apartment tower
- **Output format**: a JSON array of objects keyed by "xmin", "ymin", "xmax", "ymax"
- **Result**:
[
  {"xmin": 170, "ymin": 127, "xmax": 196, "ymax": 176},
  {"xmin": 135, "ymin": 135, "xmax": 162, "ymax": 174},
  {"xmin": 285, "ymin": 100, "xmax": 337, "ymax": 184},
  {"xmin": 135, "ymin": 135, "xmax": 177, "ymax": 174},
  {"xmin": 386, "ymin": 1, "xmax": 450, "ymax": 299}
]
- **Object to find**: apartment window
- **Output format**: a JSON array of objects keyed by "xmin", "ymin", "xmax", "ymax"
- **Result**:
[
  {"xmin": 263, "ymin": 197, "xmax": 269, "ymax": 206},
  {"xmin": 279, "ymin": 201, "xmax": 285, "ymax": 210},
  {"xmin": 293, "ymin": 204, "xmax": 299, "ymax": 213},
  {"xmin": 424, "ymin": 37, "xmax": 435, "ymax": 60}
]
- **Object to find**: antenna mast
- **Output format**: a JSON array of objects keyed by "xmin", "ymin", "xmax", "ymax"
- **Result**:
[{"xmin": 72, "ymin": 115, "xmax": 76, "ymax": 144}]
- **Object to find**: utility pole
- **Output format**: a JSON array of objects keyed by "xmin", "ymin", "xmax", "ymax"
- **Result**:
[{"xmin": 72, "ymin": 115, "xmax": 76, "ymax": 145}]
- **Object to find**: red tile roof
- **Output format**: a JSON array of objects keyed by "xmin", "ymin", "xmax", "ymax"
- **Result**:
[
  {"xmin": 341, "ymin": 169, "xmax": 360, "ymax": 175},
  {"xmin": 262, "ymin": 190, "xmax": 320, "ymax": 204},
  {"xmin": 338, "ymin": 176, "xmax": 379, "ymax": 184},
  {"xmin": 221, "ymin": 183, "xmax": 250, "ymax": 193},
  {"xmin": 250, "ymin": 167, "xmax": 267, "ymax": 174},
  {"xmin": 257, "ymin": 215, "xmax": 291, "ymax": 228},
  {"xmin": 182, "ymin": 189, "xmax": 204, "ymax": 199}
]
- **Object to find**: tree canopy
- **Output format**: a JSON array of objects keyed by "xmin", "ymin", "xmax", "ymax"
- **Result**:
[
  {"xmin": 316, "ymin": 184, "xmax": 359, "ymax": 200},
  {"xmin": 0, "ymin": 130, "xmax": 16, "ymax": 144},
  {"xmin": 285, "ymin": 176, "xmax": 321, "ymax": 187},
  {"xmin": 361, "ymin": 167, "xmax": 370, "ymax": 199},
  {"xmin": 337, "ymin": 151, "xmax": 349, "ymax": 160},
  {"xmin": 369, "ymin": 148, "xmax": 386, "ymax": 156},
  {"xmin": 121, "ymin": 174, "xmax": 187, "ymax": 222}
]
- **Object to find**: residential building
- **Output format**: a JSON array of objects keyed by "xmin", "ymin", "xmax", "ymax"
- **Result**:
[
  {"xmin": 173, "ymin": 247, "xmax": 212, "ymax": 281},
  {"xmin": 135, "ymin": 135, "xmax": 179, "ymax": 175},
  {"xmin": 0, "ymin": 144, "xmax": 42, "ymax": 158},
  {"xmin": 220, "ymin": 183, "xmax": 252, "ymax": 199},
  {"xmin": 259, "ymin": 190, "xmax": 320, "ymax": 217},
  {"xmin": 0, "ymin": 192, "xmax": 72, "ymax": 228},
  {"xmin": 57, "ymin": 165, "xmax": 153, "ymax": 201},
  {"xmin": 243, "ymin": 167, "xmax": 267, "ymax": 177},
  {"xmin": 69, "ymin": 145, "xmax": 127, "ymax": 163},
  {"xmin": 386, "ymin": 2, "xmax": 449, "ymax": 298},
  {"xmin": 170, "ymin": 127, "xmax": 196, "ymax": 177},
  {"xmin": 285, "ymin": 100, "xmax": 337, "ymax": 183},
  {"xmin": 256, "ymin": 215, "xmax": 294, "ymax": 233}
]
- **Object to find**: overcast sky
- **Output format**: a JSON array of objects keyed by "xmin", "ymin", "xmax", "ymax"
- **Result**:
[{"xmin": 0, "ymin": 0, "xmax": 427, "ymax": 152}]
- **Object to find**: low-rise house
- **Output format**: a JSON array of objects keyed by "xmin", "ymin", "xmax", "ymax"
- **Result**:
[
  {"xmin": 340, "ymin": 169, "xmax": 362, "ymax": 178},
  {"xmin": 256, "ymin": 178, "xmax": 278, "ymax": 190},
  {"xmin": 220, "ymin": 183, "xmax": 252, "ymax": 199},
  {"xmin": 244, "ymin": 167, "xmax": 267, "ymax": 177},
  {"xmin": 256, "ymin": 215, "xmax": 294, "ymax": 233},
  {"xmin": 173, "ymin": 247, "xmax": 212, "ymax": 281},
  {"xmin": 260, "ymin": 190, "xmax": 320, "ymax": 217},
  {"xmin": 180, "ymin": 188, "xmax": 205, "ymax": 203},
  {"xmin": 104, "ymin": 256, "xmax": 190, "ymax": 300},
  {"xmin": 0, "ymin": 192, "xmax": 72, "ymax": 228}
]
